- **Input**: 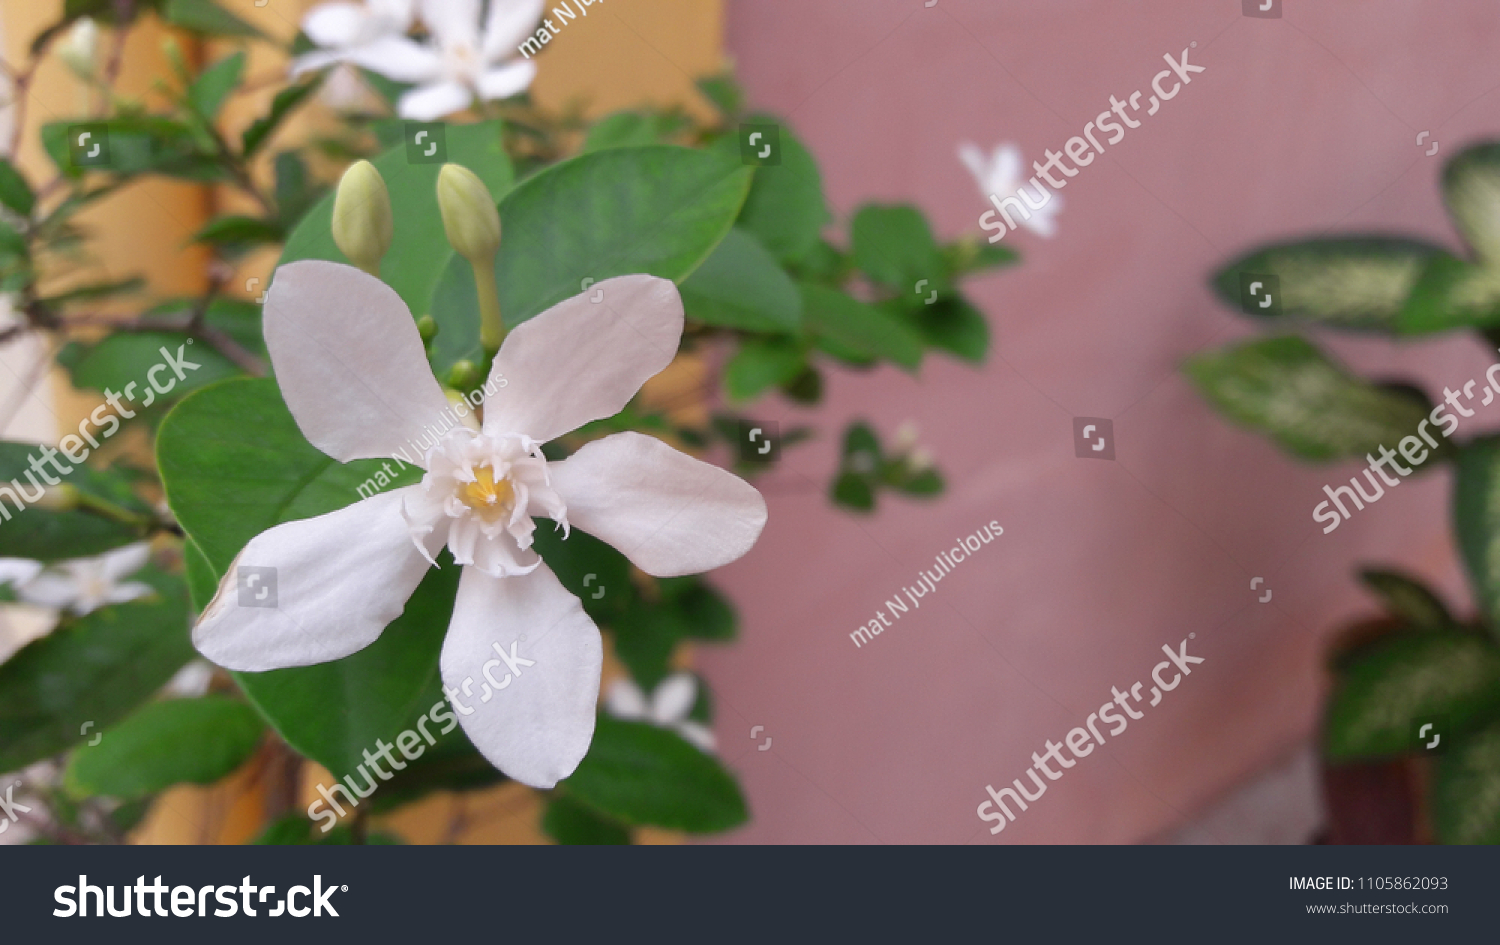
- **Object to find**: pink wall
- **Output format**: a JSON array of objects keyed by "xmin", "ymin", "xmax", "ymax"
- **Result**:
[{"xmin": 699, "ymin": 0, "xmax": 1500, "ymax": 842}]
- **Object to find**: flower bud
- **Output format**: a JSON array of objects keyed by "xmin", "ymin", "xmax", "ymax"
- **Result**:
[
  {"xmin": 445, "ymin": 388, "xmax": 482, "ymax": 432},
  {"xmin": 416, "ymin": 314, "xmax": 438, "ymax": 344},
  {"xmin": 447, "ymin": 359, "xmax": 482, "ymax": 392},
  {"xmin": 59, "ymin": 18, "xmax": 99, "ymax": 80},
  {"xmin": 332, "ymin": 160, "xmax": 393, "ymax": 276},
  {"xmin": 436, "ymin": 164, "xmax": 500, "ymax": 263}
]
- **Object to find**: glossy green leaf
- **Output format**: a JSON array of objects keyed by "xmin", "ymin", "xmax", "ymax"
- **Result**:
[
  {"xmin": 563, "ymin": 715, "xmax": 747, "ymax": 832},
  {"xmin": 1358, "ymin": 568, "xmax": 1455, "ymax": 630},
  {"xmin": 64, "ymin": 333, "xmax": 240, "ymax": 404},
  {"xmin": 64, "ymin": 695, "xmax": 264, "ymax": 798},
  {"xmin": 582, "ymin": 111, "xmax": 686, "ymax": 153},
  {"xmin": 680, "ymin": 226, "xmax": 802, "ymax": 332},
  {"xmin": 0, "ymin": 442, "xmax": 151, "ymax": 561},
  {"xmin": 0, "ymin": 566, "xmax": 192, "ymax": 771},
  {"xmin": 544, "ymin": 793, "xmax": 630, "ymax": 844},
  {"xmin": 495, "ymin": 145, "xmax": 751, "ymax": 327},
  {"xmin": 1433, "ymin": 716, "xmax": 1500, "ymax": 844},
  {"xmin": 800, "ymin": 283, "xmax": 922, "ymax": 370},
  {"xmin": 192, "ymin": 214, "xmax": 284, "ymax": 248},
  {"xmin": 724, "ymin": 337, "xmax": 805, "ymax": 402},
  {"xmin": 1397, "ymin": 253, "xmax": 1500, "ymax": 333},
  {"xmin": 1442, "ymin": 140, "xmax": 1500, "ymax": 265},
  {"xmin": 242, "ymin": 78, "xmax": 320, "ymax": 157},
  {"xmin": 1184, "ymin": 335, "xmax": 1432, "ymax": 461},
  {"xmin": 734, "ymin": 121, "xmax": 828, "ymax": 264},
  {"xmin": 41, "ymin": 117, "xmax": 223, "ymax": 182},
  {"xmin": 0, "ymin": 157, "xmax": 35, "ymax": 216},
  {"xmin": 904, "ymin": 294, "xmax": 989, "ymax": 363},
  {"xmin": 1324, "ymin": 633, "xmax": 1500, "ymax": 760},
  {"xmin": 1454, "ymin": 436, "xmax": 1500, "ymax": 635},
  {"xmin": 279, "ymin": 121, "xmax": 512, "ymax": 315}
]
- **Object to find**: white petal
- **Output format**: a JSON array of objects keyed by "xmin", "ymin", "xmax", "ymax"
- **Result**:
[
  {"xmin": 482, "ymin": 275, "xmax": 684, "ymax": 443},
  {"xmin": 650, "ymin": 672, "xmax": 697, "ymax": 724},
  {"xmin": 548, "ymin": 432, "xmax": 766, "ymax": 578},
  {"xmin": 302, "ymin": 2, "xmax": 366, "ymax": 46},
  {"xmin": 440, "ymin": 563, "xmax": 602, "ymax": 788},
  {"xmin": 419, "ymin": 0, "xmax": 480, "ymax": 48},
  {"xmin": 346, "ymin": 35, "xmax": 444, "ymax": 83},
  {"xmin": 677, "ymin": 721, "xmax": 716, "ymax": 753},
  {"xmin": 193, "ymin": 487, "xmax": 432, "ymax": 672},
  {"xmin": 98, "ymin": 542, "xmax": 150, "ymax": 582},
  {"xmin": 957, "ymin": 141, "xmax": 988, "ymax": 185},
  {"xmin": 604, "ymin": 678, "xmax": 648, "ymax": 719},
  {"xmin": 482, "ymin": 0, "xmax": 544, "ymax": 59},
  {"xmin": 397, "ymin": 80, "xmax": 474, "ymax": 120},
  {"xmin": 264, "ymin": 260, "xmax": 453, "ymax": 465},
  {"xmin": 475, "ymin": 59, "xmax": 536, "ymax": 101},
  {"xmin": 995, "ymin": 144, "xmax": 1023, "ymax": 191},
  {"xmin": 15, "ymin": 574, "xmax": 79, "ymax": 609},
  {"xmin": 0, "ymin": 559, "xmax": 42, "ymax": 586},
  {"xmin": 102, "ymin": 581, "xmax": 154, "ymax": 606},
  {"xmin": 289, "ymin": 49, "xmax": 343, "ymax": 77}
]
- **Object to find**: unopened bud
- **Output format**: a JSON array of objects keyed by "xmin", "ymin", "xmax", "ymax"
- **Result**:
[
  {"xmin": 332, "ymin": 160, "xmax": 393, "ymax": 276},
  {"xmin": 436, "ymin": 164, "xmax": 500, "ymax": 263},
  {"xmin": 445, "ymin": 388, "xmax": 482, "ymax": 432},
  {"xmin": 447, "ymin": 359, "xmax": 482, "ymax": 392},
  {"xmin": 416, "ymin": 314, "xmax": 438, "ymax": 344},
  {"xmin": 59, "ymin": 18, "xmax": 99, "ymax": 79}
]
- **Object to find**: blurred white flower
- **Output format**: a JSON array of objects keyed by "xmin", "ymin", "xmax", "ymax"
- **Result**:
[
  {"xmin": 290, "ymin": 0, "xmax": 417, "ymax": 78},
  {"xmin": 0, "ymin": 544, "xmax": 153, "ymax": 617},
  {"xmin": 605, "ymin": 673, "xmax": 716, "ymax": 752},
  {"xmin": 370, "ymin": 0, "xmax": 544, "ymax": 120},
  {"xmin": 162, "ymin": 660, "xmax": 215, "ymax": 698},
  {"xmin": 58, "ymin": 17, "xmax": 99, "ymax": 79},
  {"xmin": 958, "ymin": 141, "xmax": 1063, "ymax": 238}
]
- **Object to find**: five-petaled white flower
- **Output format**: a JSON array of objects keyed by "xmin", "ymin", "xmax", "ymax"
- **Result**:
[
  {"xmin": 364, "ymin": 0, "xmax": 544, "ymax": 120},
  {"xmin": 0, "ymin": 544, "xmax": 153, "ymax": 616},
  {"xmin": 958, "ymin": 141, "xmax": 1063, "ymax": 238},
  {"xmin": 290, "ymin": 0, "xmax": 417, "ymax": 78},
  {"xmin": 605, "ymin": 672, "xmax": 715, "ymax": 752},
  {"xmin": 192, "ymin": 260, "xmax": 767, "ymax": 789}
]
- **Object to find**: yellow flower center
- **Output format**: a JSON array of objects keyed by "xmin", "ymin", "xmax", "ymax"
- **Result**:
[{"xmin": 459, "ymin": 465, "xmax": 514, "ymax": 521}]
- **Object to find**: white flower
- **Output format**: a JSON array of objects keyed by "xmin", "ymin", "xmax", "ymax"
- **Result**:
[
  {"xmin": 0, "ymin": 544, "xmax": 154, "ymax": 617},
  {"xmin": 605, "ymin": 673, "xmax": 715, "ymax": 752},
  {"xmin": 370, "ymin": 0, "xmax": 544, "ymax": 120},
  {"xmin": 958, "ymin": 141, "xmax": 1063, "ymax": 238},
  {"xmin": 58, "ymin": 17, "xmax": 99, "ymax": 79},
  {"xmin": 290, "ymin": 0, "xmax": 417, "ymax": 78},
  {"xmin": 192, "ymin": 260, "xmax": 766, "ymax": 789}
]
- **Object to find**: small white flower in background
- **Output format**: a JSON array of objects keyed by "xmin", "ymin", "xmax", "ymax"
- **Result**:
[
  {"xmin": 192, "ymin": 259, "xmax": 766, "ymax": 789},
  {"xmin": 958, "ymin": 141, "xmax": 1063, "ymax": 238},
  {"xmin": 892, "ymin": 421, "xmax": 934, "ymax": 473},
  {"xmin": 371, "ymin": 0, "xmax": 544, "ymax": 120},
  {"xmin": 289, "ymin": 0, "xmax": 417, "ymax": 78},
  {"xmin": 57, "ymin": 17, "xmax": 99, "ymax": 80},
  {"xmin": 0, "ymin": 544, "xmax": 153, "ymax": 617},
  {"xmin": 162, "ymin": 660, "xmax": 215, "ymax": 698},
  {"xmin": 606, "ymin": 673, "xmax": 715, "ymax": 752}
]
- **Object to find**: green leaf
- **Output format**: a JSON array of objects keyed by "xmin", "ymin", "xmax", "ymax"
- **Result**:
[
  {"xmin": 1397, "ymin": 253, "xmax": 1500, "ymax": 333},
  {"xmin": 156, "ymin": 378, "xmax": 443, "ymax": 778},
  {"xmin": 187, "ymin": 51, "xmax": 246, "ymax": 121},
  {"xmin": 0, "ymin": 157, "xmax": 35, "ymax": 216},
  {"xmin": 943, "ymin": 238, "xmax": 1018, "ymax": 277},
  {"xmin": 64, "ymin": 695, "xmax": 264, "ymax": 799},
  {"xmin": 1183, "ymin": 335, "xmax": 1432, "ymax": 461},
  {"xmin": 63, "ymin": 333, "xmax": 240, "ymax": 407},
  {"xmin": 679, "ymin": 227, "xmax": 802, "ymax": 332},
  {"xmin": 495, "ymin": 145, "xmax": 752, "ymax": 327},
  {"xmin": 659, "ymin": 577, "xmax": 737, "ymax": 642},
  {"xmin": 544, "ymin": 793, "xmax": 631, "ymax": 844},
  {"xmin": 831, "ymin": 471, "xmax": 875, "ymax": 511},
  {"xmin": 724, "ymin": 337, "xmax": 805, "ymax": 402},
  {"xmin": 242, "ymin": 79, "xmax": 321, "ymax": 157},
  {"xmin": 425, "ymin": 253, "xmax": 484, "ymax": 378},
  {"xmin": 734, "ymin": 121, "xmax": 828, "ymax": 264},
  {"xmin": 1211, "ymin": 237, "xmax": 1443, "ymax": 331},
  {"xmin": 191, "ymin": 214, "xmax": 284, "ymax": 248},
  {"xmin": 563, "ymin": 715, "xmax": 747, "ymax": 832},
  {"xmin": 0, "ymin": 442, "xmax": 152, "ymax": 561},
  {"xmin": 41, "ymin": 117, "xmax": 223, "ymax": 182},
  {"xmin": 695, "ymin": 74, "xmax": 744, "ymax": 119},
  {"xmin": 0, "ymin": 566, "xmax": 192, "ymax": 771},
  {"xmin": 903, "ymin": 294, "xmax": 989, "ymax": 363},
  {"xmin": 1358, "ymin": 569, "xmax": 1456, "ymax": 630},
  {"xmin": 1324, "ymin": 633, "xmax": 1500, "ymax": 760},
  {"xmin": 1453, "ymin": 436, "xmax": 1500, "ymax": 635},
  {"xmin": 851, "ymin": 203, "xmax": 945, "ymax": 293},
  {"xmin": 280, "ymin": 121, "xmax": 512, "ymax": 315},
  {"xmin": 1442, "ymin": 140, "xmax": 1500, "ymax": 265},
  {"xmin": 800, "ymin": 283, "xmax": 922, "ymax": 370},
  {"xmin": 163, "ymin": 0, "xmax": 266, "ymax": 38},
  {"xmin": 1433, "ymin": 716, "xmax": 1500, "ymax": 844},
  {"xmin": 582, "ymin": 111, "xmax": 685, "ymax": 153}
]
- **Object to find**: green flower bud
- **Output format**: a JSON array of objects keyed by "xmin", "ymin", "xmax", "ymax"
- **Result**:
[
  {"xmin": 332, "ymin": 160, "xmax": 393, "ymax": 276},
  {"xmin": 416, "ymin": 314, "xmax": 438, "ymax": 345},
  {"xmin": 436, "ymin": 164, "xmax": 501, "ymax": 263},
  {"xmin": 447, "ymin": 359, "xmax": 482, "ymax": 392}
]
